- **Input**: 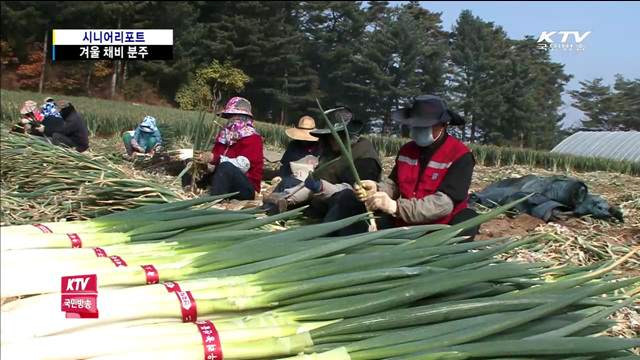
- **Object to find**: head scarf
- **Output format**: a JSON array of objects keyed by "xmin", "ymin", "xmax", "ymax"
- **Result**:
[
  {"xmin": 140, "ymin": 116, "xmax": 158, "ymax": 133},
  {"xmin": 216, "ymin": 115, "xmax": 258, "ymax": 146},
  {"xmin": 41, "ymin": 102, "xmax": 63, "ymax": 119}
]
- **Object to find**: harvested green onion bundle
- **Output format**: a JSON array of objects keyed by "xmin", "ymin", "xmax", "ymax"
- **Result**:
[
  {"xmin": 0, "ymin": 131, "xmax": 190, "ymax": 223},
  {"xmin": 2, "ymin": 184, "xmax": 638, "ymax": 360}
]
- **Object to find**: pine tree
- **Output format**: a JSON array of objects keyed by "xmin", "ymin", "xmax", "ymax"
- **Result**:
[
  {"xmin": 449, "ymin": 10, "xmax": 507, "ymax": 143},
  {"xmin": 569, "ymin": 78, "xmax": 617, "ymax": 130},
  {"xmin": 611, "ymin": 74, "xmax": 640, "ymax": 131}
]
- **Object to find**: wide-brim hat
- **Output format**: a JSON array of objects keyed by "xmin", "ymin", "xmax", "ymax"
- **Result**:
[
  {"xmin": 310, "ymin": 106, "xmax": 365, "ymax": 137},
  {"xmin": 285, "ymin": 116, "xmax": 318, "ymax": 141},
  {"xmin": 391, "ymin": 95, "xmax": 465, "ymax": 127},
  {"xmin": 20, "ymin": 100, "xmax": 38, "ymax": 115},
  {"xmin": 217, "ymin": 96, "xmax": 254, "ymax": 118}
]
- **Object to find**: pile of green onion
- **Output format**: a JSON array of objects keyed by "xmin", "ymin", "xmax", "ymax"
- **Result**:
[{"xmin": 1, "ymin": 195, "xmax": 638, "ymax": 360}]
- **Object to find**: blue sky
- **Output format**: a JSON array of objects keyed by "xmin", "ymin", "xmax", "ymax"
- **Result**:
[{"xmin": 407, "ymin": 1, "xmax": 640, "ymax": 128}]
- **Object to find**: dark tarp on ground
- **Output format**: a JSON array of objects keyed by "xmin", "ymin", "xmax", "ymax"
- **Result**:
[{"xmin": 468, "ymin": 175, "xmax": 624, "ymax": 223}]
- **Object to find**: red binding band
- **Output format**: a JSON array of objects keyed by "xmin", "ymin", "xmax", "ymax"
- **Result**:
[
  {"xmin": 109, "ymin": 255, "xmax": 128, "ymax": 267},
  {"xmin": 195, "ymin": 320, "xmax": 224, "ymax": 360},
  {"xmin": 175, "ymin": 291, "xmax": 197, "ymax": 322},
  {"xmin": 93, "ymin": 248, "xmax": 107, "ymax": 257},
  {"xmin": 33, "ymin": 223, "xmax": 53, "ymax": 233},
  {"xmin": 67, "ymin": 233, "xmax": 82, "ymax": 248},
  {"xmin": 164, "ymin": 282, "xmax": 181, "ymax": 293},
  {"xmin": 140, "ymin": 265, "xmax": 159, "ymax": 284}
]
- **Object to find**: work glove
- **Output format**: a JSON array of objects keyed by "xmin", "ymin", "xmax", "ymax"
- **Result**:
[
  {"xmin": 365, "ymin": 192, "xmax": 398, "ymax": 216},
  {"xmin": 304, "ymin": 173, "xmax": 323, "ymax": 193},
  {"xmin": 20, "ymin": 118, "xmax": 30, "ymax": 125},
  {"xmin": 271, "ymin": 176, "xmax": 283, "ymax": 187},
  {"xmin": 34, "ymin": 124, "xmax": 44, "ymax": 132},
  {"xmin": 194, "ymin": 150, "xmax": 214, "ymax": 165},
  {"xmin": 354, "ymin": 180, "xmax": 377, "ymax": 202}
]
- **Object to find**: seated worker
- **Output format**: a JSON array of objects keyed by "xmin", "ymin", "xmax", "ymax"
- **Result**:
[
  {"xmin": 31, "ymin": 97, "xmax": 65, "ymax": 138},
  {"xmin": 41, "ymin": 97, "xmax": 63, "ymax": 120},
  {"xmin": 264, "ymin": 106, "xmax": 383, "ymax": 236},
  {"xmin": 355, "ymin": 95, "xmax": 480, "ymax": 242},
  {"xmin": 272, "ymin": 115, "xmax": 320, "ymax": 192},
  {"xmin": 183, "ymin": 97, "xmax": 264, "ymax": 200},
  {"xmin": 34, "ymin": 101, "xmax": 90, "ymax": 152},
  {"xmin": 11, "ymin": 100, "xmax": 44, "ymax": 134},
  {"xmin": 123, "ymin": 116, "xmax": 163, "ymax": 158}
]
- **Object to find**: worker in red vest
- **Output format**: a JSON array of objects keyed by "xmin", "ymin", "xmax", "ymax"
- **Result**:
[{"xmin": 354, "ymin": 95, "xmax": 480, "ymax": 242}]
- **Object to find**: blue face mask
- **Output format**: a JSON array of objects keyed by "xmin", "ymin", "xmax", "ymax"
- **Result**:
[{"xmin": 410, "ymin": 126, "xmax": 435, "ymax": 147}]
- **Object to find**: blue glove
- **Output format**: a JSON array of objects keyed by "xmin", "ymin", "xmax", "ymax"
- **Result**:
[{"xmin": 304, "ymin": 173, "xmax": 323, "ymax": 193}]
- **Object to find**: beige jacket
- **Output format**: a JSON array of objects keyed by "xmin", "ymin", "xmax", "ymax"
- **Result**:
[{"xmin": 378, "ymin": 177, "xmax": 453, "ymax": 224}]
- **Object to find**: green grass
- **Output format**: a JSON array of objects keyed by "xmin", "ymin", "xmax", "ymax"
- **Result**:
[{"xmin": 3, "ymin": 89, "xmax": 638, "ymax": 176}]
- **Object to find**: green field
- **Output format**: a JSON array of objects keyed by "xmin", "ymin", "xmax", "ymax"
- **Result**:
[{"xmin": 2, "ymin": 89, "xmax": 639, "ymax": 176}]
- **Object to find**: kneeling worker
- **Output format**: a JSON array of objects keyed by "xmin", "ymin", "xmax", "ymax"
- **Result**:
[
  {"xmin": 355, "ymin": 95, "xmax": 480, "ymax": 242},
  {"xmin": 34, "ymin": 101, "xmax": 89, "ymax": 152}
]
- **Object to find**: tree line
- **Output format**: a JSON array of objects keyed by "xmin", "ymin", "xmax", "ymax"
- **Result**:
[{"xmin": 1, "ymin": 1, "xmax": 638, "ymax": 150}]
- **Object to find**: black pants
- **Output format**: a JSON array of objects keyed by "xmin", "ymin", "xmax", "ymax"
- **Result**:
[
  {"xmin": 321, "ymin": 189, "xmax": 480, "ymax": 241},
  {"xmin": 182, "ymin": 162, "xmax": 255, "ymax": 200},
  {"xmin": 52, "ymin": 133, "xmax": 88, "ymax": 152},
  {"xmin": 274, "ymin": 176, "xmax": 302, "ymax": 193}
]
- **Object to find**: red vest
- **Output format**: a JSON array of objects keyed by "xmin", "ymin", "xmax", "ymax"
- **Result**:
[{"xmin": 395, "ymin": 135, "xmax": 471, "ymax": 227}]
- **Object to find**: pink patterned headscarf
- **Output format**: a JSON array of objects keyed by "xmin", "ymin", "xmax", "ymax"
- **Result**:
[{"xmin": 216, "ymin": 115, "xmax": 258, "ymax": 145}]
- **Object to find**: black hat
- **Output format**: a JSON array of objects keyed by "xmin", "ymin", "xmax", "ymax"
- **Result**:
[
  {"xmin": 391, "ymin": 95, "xmax": 466, "ymax": 127},
  {"xmin": 311, "ymin": 106, "xmax": 365, "ymax": 137}
]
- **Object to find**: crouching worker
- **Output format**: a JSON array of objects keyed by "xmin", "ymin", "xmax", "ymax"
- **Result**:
[
  {"xmin": 182, "ymin": 97, "xmax": 264, "ymax": 200},
  {"xmin": 263, "ymin": 106, "xmax": 383, "ymax": 236},
  {"xmin": 11, "ymin": 100, "xmax": 44, "ymax": 134},
  {"xmin": 355, "ymin": 95, "xmax": 480, "ymax": 242},
  {"xmin": 272, "ymin": 115, "xmax": 320, "ymax": 192},
  {"xmin": 33, "ymin": 101, "xmax": 89, "ymax": 152},
  {"xmin": 123, "ymin": 116, "xmax": 163, "ymax": 158}
]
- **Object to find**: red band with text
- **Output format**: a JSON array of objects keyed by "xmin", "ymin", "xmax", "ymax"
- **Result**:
[
  {"xmin": 196, "ymin": 320, "xmax": 223, "ymax": 360},
  {"xmin": 93, "ymin": 248, "xmax": 108, "ymax": 257},
  {"xmin": 67, "ymin": 233, "xmax": 82, "ymax": 248},
  {"xmin": 109, "ymin": 255, "xmax": 128, "ymax": 267},
  {"xmin": 34, "ymin": 223, "xmax": 53, "ymax": 233},
  {"xmin": 141, "ymin": 265, "xmax": 159, "ymax": 284},
  {"xmin": 164, "ymin": 281, "xmax": 181, "ymax": 293},
  {"xmin": 175, "ymin": 290, "xmax": 197, "ymax": 323}
]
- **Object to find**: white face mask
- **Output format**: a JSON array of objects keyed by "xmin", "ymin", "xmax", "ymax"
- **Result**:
[{"xmin": 410, "ymin": 126, "xmax": 436, "ymax": 147}]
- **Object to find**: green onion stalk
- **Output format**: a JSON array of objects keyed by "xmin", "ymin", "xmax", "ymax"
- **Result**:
[
  {"xmin": 3, "ymin": 259, "xmax": 537, "ymax": 350},
  {"xmin": 1, "ymin": 215, "xmax": 418, "ymax": 341},
  {"xmin": 0, "ymin": 209, "xmax": 352, "ymax": 299},
  {"xmin": 273, "ymin": 278, "xmax": 638, "ymax": 360},
  {"xmin": 26, "ymin": 271, "xmax": 637, "ymax": 360},
  {"xmin": 316, "ymin": 99, "xmax": 377, "ymax": 231},
  {"xmin": 0, "ymin": 193, "xmax": 243, "ymax": 237}
]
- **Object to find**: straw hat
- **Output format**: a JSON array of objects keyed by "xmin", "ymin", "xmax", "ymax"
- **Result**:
[
  {"xmin": 285, "ymin": 116, "xmax": 318, "ymax": 142},
  {"xmin": 19, "ymin": 100, "xmax": 38, "ymax": 115}
]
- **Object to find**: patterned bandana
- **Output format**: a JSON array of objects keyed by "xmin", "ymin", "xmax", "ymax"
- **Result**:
[
  {"xmin": 216, "ymin": 115, "xmax": 258, "ymax": 145},
  {"xmin": 41, "ymin": 103, "xmax": 63, "ymax": 119}
]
